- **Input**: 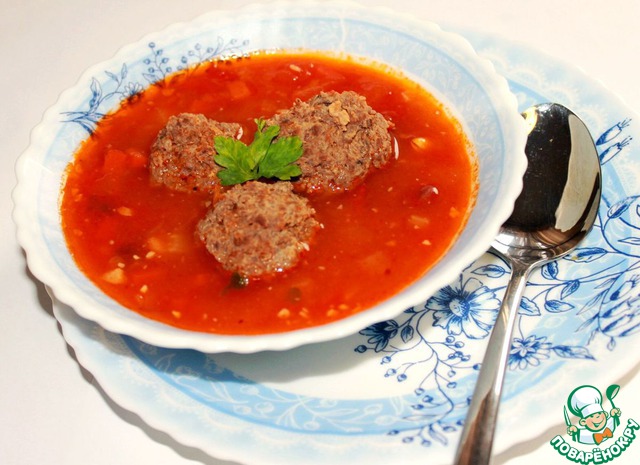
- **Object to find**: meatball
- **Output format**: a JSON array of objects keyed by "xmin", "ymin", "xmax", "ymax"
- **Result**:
[
  {"xmin": 149, "ymin": 113, "xmax": 241, "ymax": 193},
  {"xmin": 197, "ymin": 181, "xmax": 319, "ymax": 277},
  {"xmin": 268, "ymin": 91, "xmax": 393, "ymax": 193}
]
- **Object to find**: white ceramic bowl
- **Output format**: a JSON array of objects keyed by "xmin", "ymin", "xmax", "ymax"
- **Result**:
[{"xmin": 13, "ymin": 0, "xmax": 527, "ymax": 353}]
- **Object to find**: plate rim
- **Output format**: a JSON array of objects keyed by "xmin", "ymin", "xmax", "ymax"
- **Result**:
[{"xmin": 50, "ymin": 23, "xmax": 640, "ymax": 464}]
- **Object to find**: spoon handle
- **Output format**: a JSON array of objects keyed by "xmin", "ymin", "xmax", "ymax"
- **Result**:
[{"xmin": 454, "ymin": 259, "xmax": 532, "ymax": 465}]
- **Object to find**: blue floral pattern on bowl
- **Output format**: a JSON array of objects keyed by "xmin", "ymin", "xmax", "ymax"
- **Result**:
[{"xmin": 62, "ymin": 39, "xmax": 248, "ymax": 133}]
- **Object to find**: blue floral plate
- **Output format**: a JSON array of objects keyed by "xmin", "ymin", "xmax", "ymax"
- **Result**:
[
  {"xmin": 55, "ymin": 22, "xmax": 640, "ymax": 465},
  {"xmin": 53, "ymin": 20, "xmax": 640, "ymax": 464}
]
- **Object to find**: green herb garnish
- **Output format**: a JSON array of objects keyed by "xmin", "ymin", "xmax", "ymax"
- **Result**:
[{"xmin": 214, "ymin": 119, "xmax": 303, "ymax": 186}]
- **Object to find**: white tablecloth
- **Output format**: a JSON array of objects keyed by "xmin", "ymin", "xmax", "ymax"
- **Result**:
[{"xmin": 2, "ymin": 1, "xmax": 639, "ymax": 464}]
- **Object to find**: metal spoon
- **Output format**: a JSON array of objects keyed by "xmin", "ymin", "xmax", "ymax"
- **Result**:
[{"xmin": 454, "ymin": 103, "xmax": 602, "ymax": 465}]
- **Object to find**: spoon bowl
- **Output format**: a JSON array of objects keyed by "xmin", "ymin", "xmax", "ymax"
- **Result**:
[
  {"xmin": 455, "ymin": 103, "xmax": 602, "ymax": 465},
  {"xmin": 493, "ymin": 103, "xmax": 601, "ymax": 263}
]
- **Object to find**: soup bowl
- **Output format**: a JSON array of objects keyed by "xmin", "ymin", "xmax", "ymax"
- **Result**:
[{"xmin": 13, "ymin": 0, "xmax": 527, "ymax": 353}]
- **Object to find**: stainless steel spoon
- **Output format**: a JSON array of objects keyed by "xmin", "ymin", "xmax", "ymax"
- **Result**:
[{"xmin": 454, "ymin": 103, "xmax": 602, "ymax": 465}]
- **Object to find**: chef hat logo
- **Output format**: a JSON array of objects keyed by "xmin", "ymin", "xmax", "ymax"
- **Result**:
[{"xmin": 567, "ymin": 385, "xmax": 605, "ymax": 418}]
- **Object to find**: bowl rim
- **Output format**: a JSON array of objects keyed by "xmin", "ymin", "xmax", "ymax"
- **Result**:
[{"xmin": 12, "ymin": 0, "xmax": 528, "ymax": 353}]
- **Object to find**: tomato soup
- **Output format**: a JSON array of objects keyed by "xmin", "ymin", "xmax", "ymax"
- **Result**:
[{"xmin": 60, "ymin": 51, "xmax": 477, "ymax": 335}]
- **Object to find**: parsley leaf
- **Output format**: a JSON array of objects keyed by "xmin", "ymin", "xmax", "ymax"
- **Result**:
[
  {"xmin": 214, "ymin": 137, "xmax": 256, "ymax": 185},
  {"xmin": 214, "ymin": 119, "xmax": 302, "ymax": 186},
  {"xmin": 259, "ymin": 133, "xmax": 303, "ymax": 179}
]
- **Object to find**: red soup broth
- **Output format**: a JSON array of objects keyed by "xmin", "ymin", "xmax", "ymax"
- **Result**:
[{"xmin": 60, "ymin": 51, "xmax": 477, "ymax": 335}]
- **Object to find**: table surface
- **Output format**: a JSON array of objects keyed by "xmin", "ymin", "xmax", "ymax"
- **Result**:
[{"xmin": 2, "ymin": 1, "xmax": 640, "ymax": 464}]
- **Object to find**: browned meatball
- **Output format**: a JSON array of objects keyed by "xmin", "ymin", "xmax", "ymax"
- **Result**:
[
  {"xmin": 197, "ymin": 181, "xmax": 319, "ymax": 277},
  {"xmin": 149, "ymin": 113, "xmax": 241, "ymax": 193},
  {"xmin": 268, "ymin": 91, "xmax": 393, "ymax": 193}
]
